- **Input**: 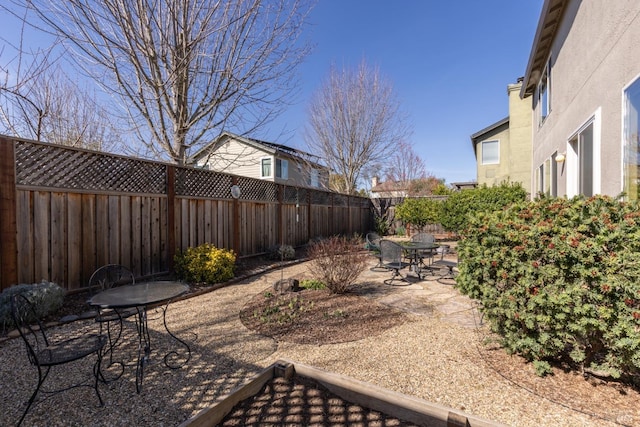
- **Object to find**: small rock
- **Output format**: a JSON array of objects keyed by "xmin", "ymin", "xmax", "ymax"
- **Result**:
[
  {"xmin": 273, "ymin": 278, "xmax": 299, "ymax": 294},
  {"xmin": 60, "ymin": 314, "xmax": 80, "ymax": 323}
]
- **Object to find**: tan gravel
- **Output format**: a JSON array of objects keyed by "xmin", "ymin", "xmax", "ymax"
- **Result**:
[{"xmin": 0, "ymin": 260, "xmax": 630, "ymax": 427}]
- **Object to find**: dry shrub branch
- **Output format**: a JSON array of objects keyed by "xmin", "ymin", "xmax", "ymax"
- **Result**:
[{"xmin": 307, "ymin": 235, "xmax": 368, "ymax": 294}]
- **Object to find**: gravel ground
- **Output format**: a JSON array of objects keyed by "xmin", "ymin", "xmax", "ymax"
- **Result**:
[{"xmin": 0, "ymin": 260, "xmax": 629, "ymax": 427}]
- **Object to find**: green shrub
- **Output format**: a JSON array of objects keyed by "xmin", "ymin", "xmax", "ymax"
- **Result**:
[
  {"xmin": 395, "ymin": 198, "xmax": 442, "ymax": 230},
  {"xmin": 307, "ymin": 235, "xmax": 368, "ymax": 294},
  {"xmin": 174, "ymin": 243, "xmax": 236, "ymax": 284},
  {"xmin": 299, "ymin": 279, "xmax": 326, "ymax": 290},
  {"xmin": 440, "ymin": 181, "xmax": 527, "ymax": 233},
  {"xmin": 457, "ymin": 195, "xmax": 640, "ymax": 378},
  {"xmin": 267, "ymin": 244, "xmax": 296, "ymax": 261},
  {"xmin": 0, "ymin": 282, "xmax": 65, "ymax": 329}
]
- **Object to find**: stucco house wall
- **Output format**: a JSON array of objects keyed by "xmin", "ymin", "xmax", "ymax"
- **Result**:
[
  {"xmin": 471, "ymin": 80, "xmax": 532, "ymax": 194},
  {"xmin": 523, "ymin": 0, "xmax": 640, "ymax": 198}
]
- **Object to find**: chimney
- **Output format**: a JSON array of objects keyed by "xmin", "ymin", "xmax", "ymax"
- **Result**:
[{"xmin": 371, "ymin": 176, "xmax": 379, "ymax": 188}]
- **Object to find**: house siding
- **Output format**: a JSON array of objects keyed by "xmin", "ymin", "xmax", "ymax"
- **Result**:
[{"xmin": 530, "ymin": 0, "xmax": 640, "ymax": 197}]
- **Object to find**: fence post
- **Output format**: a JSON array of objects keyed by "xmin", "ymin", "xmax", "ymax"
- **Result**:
[
  {"xmin": 277, "ymin": 184, "xmax": 283, "ymax": 246},
  {"xmin": 232, "ymin": 176, "xmax": 240, "ymax": 255},
  {"xmin": 166, "ymin": 165, "xmax": 176, "ymax": 272},
  {"xmin": 0, "ymin": 137, "xmax": 18, "ymax": 290}
]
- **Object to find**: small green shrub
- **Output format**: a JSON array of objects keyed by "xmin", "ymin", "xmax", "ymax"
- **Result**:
[
  {"xmin": 0, "ymin": 282, "xmax": 65, "ymax": 329},
  {"xmin": 457, "ymin": 195, "xmax": 640, "ymax": 379},
  {"xmin": 267, "ymin": 244, "xmax": 296, "ymax": 261},
  {"xmin": 174, "ymin": 243, "xmax": 236, "ymax": 284},
  {"xmin": 395, "ymin": 225, "xmax": 406, "ymax": 237},
  {"xmin": 307, "ymin": 235, "xmax": 368, "ymax": 294},
  {"xmin": 395, "ymin": 198, "xmax": 442, "ymax": 230},
  {"xmin": 299, "ymin": 279, "xmax": 326, "ymax": 290}
]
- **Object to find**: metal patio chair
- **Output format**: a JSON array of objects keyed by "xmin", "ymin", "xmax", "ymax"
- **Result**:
[
  {"xmin": 11, "ymin": 294, "xmax": 107, "ymax": 426},
  {"xmin": 88, "ymin": 264, "xmax": 137, "ymax": 372},
  {"xmin": 366, "ymin": 232, "xmax": 387, "ymax": 271},
  {"xmin": 379, "ymin": 240, "xmax": 411, "ymax": 285},
  {"xmin": 432, "ymin": 244, "xmax": 458, "ymax": 282}
]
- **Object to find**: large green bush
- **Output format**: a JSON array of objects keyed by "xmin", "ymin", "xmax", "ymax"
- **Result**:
[
  {"xmin": 457, "ymin": 195, "xmax": 640, "ymax": 378},
  {"xmin": 440, "ymin": 182, "xmax": 527, "ymax": 232},
  {"xmin": 174, "ymin": 243, "xmax": 236, "ymax": 284}
]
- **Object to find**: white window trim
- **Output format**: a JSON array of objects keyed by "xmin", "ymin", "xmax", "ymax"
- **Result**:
[
  {"xmin": 481, "ymin": 140, "xmax": 500, "ymax": 165},
  {"xmin": 620, "ymin": 72, "xmax": 640, "ymax": 197},
  {"xmin": 537, "ymin": 55, "xmax": 552, "ymax": 127},
  {"xmin": 260, "ymin": 156, "xmax": 273, "ymax": 178},
  {"xmin": 566, "ymin": 108, "xmax": 601, "ymax": 198}
]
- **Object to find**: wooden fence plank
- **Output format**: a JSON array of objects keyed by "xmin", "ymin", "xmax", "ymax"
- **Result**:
[
  {"xmin": 131, "ymin": 196, "xmax": 142, "ymax": 276},
  {"xmin": 17, "ymin": 191, "xmax": 33, "ymax": 284},
  {"xmin": 67, "ymin": 194, "xmax": 83, "ymax": 290},
  {"xmin": 0, "ymin": 137, "xmax": 18, "ymax": 290},
  {"xmin": 50, "ymin": 193, "xmax": 66, "ymax": 286},
  {"xmin": 120, "ymin": 196, "xmax": 132, "ymax": 269},
  {"xmin": 34, "ymin": 192, "xmax": 51, "ymax": 283},
  {"xmin": 81, "ymin": 194, "xmax": 97, "ymax": 285}
]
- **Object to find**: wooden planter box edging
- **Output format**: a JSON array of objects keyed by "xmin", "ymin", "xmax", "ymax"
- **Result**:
[{"xmin": 180, "ymin": 359, "xmax": 508, "ymax": 427}]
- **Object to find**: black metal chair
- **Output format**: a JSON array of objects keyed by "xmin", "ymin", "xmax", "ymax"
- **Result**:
[
  {"xmin": 379, "ymin": 240, "xmax": 411, "ymax": 285},
  {"xmin": 11, "ymin": 294, "xmax": 107, "ymax": 426},
  {"xmin": 366, "ymin": 232, "xmax": 387, "ymax": 271},
  {"xmin": 432, "ymin": 244, "xmax": 458, "ymax": 282},
  {"xmin": 409, "ymin": 232, "xmax": 436, "ymax": 270},
  {"xmin": 88, "ymin": 264, "xmax": 137, "ymax": 371}
]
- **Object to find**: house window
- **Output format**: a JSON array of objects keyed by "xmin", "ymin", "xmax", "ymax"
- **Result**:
[
  {"xmin": 276, "ymin": 159, "xmax": 288, "ymax": 179},
  {"xmin": 538, "ymin": 57, "xmax": 551, "ymax": 126},
  {"xmin": 310, "ymin": 169, "xmax": 319, "ymax": 187},
  {"xmin": 569, "ymin": 122, "xmax": 594, "ymax": 197},
  {"xmin": 481, "ymin": 140, "xmax": 499, "ymax": 165},
  {"xmin": 537, "ymin": 164, "xmax": 545, "ymax": 195},
  {"xmin": 623, "ymin": 77, "xmax": 640, "ymax": 201},
  {"xmin": 261, "ymin": 158, "xmax": 272, "ymax": 177}
]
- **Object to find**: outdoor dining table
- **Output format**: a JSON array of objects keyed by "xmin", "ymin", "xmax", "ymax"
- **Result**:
[
  {"xmin": 88, "ymin": 281, "xmax": 191, "ymax": 393},
  {"xmin": 401, "ymin": 241, "xmax": 440, "ymax": 280}
]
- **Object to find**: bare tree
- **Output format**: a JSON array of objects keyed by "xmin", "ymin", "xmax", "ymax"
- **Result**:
[
  {"xmin": 0, "ymin": 16, "xmax": 120, "ymax": 150},
  {"xmin": 305, "ymin": 59, "xmax": 411, "ymax": 194},
  {"xmin": 19, "ymin": 0, "xmax": 313, "ymax": 164},
  {"xmin": 384, "ymin": 140, "xmax": 426, "ymax": 184}
]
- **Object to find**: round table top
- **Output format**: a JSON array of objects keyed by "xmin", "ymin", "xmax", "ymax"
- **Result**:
[
  {"xmin": 402, "ymin": 241, "xmax": 439, "ymax": 250},
  {"xmin": 88, "ymin": 281, "xmax": 189, "ymax": 308}
]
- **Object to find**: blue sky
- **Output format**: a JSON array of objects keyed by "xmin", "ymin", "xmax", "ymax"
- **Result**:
[
  {"xmin": 2, "ymin": 1, "xmax": 544, "ymax": 186},
  {"xmin": 265, "ymin": 0, "xmax": 544, "ymax": 185}
]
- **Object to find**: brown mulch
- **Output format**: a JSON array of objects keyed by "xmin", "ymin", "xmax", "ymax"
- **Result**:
[{"xmin": 239, "ymin": 289, "xmax": 410, "ymax": 345}]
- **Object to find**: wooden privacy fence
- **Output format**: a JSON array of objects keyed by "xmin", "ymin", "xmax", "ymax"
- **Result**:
[{"xmin": 0, "ymin": 136, "xmax": 372, "ymax": 292}]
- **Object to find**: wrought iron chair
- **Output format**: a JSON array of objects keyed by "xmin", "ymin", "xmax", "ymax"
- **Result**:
[
  {"xmin": 11, "ymin": 294, "xmax": 107, "ymax": 426},
  {"xmin": 409, "ymin": 232, "xmax": 437, "ymax": 270},
  {"xmin": 432, "ymin": 244, "xmax": 458, "ymax": 282},
  {"xmin": 365, "ymin": 232, "xmax": 387, "ymax": 271},
  {"xmin": 88, "ymin": 264, "xmax": 137, "ymax": 370},
  {"xmin": 379, "ymin": 240, "xmax": 411, "ymax": 285}
]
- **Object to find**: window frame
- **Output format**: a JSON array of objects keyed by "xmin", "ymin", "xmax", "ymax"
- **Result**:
[
  {"xmin": 537, "ymin": 56, "xmax": 552, "ymax": 126},
  {"xmin": 622, "ymin": 75, "xmax": 640, "ymax": 201},
  {"xmin": 481, "ymin": 140, "xmax": 500, "ymax": 165},
  {"xmin": 275, "ymin": 158, "xmax": 288, "ymax": 179},
  {"xmin": 261, "ymin": 157, "xmax": 272, "ymax": 178}
]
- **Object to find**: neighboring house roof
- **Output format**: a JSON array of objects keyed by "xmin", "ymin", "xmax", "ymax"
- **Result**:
[
  {"xmin": 190, "ymin": 131, "xmax": 327, "ymax": 170},
  {"xmin": 521, "ymin": 0, "xmax": 569, "ymax": 97},
  {"xmin": 451, "ymin": 181, "xmax": 478, "ymax": 190},
  {"xmin": 371, "ymin": 180, "xmax": 410, "ymax": 194},
  {"xmin": 469, "ymin": 116, "xmax": 509, "ymax": 156}
]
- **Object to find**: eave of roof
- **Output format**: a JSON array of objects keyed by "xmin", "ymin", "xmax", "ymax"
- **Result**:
[
  {"xmin": 520, "ymin": 0, "xmax": 569, "ymax": 98},
  {"xmin": 470, "ymin": 117, "xmax": 509, "ymax": 143}
]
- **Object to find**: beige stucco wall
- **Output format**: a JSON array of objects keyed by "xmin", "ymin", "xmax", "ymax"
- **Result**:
[
  {"xmin": 475, "ymin": 81, "xmax": 532, "ymax": 194},
  {"xmin": 506, "ymin": 82, "xmax": 533, "ymax": 194},
  {"xmin": 475, "ymin": 125, "xmax": 510, "ymax": 187},
  {"xmin": 530, "ymin": 0, "xmax": 640, "ymax": 198}
]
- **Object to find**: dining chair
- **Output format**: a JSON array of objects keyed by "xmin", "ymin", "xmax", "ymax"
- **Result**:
[
  {"xmin": 11, "ymin": 294, "xmax": 107, "ymax": 426},
  {"xmin": 432, "ymin": 245, "xmax": 458, "ymax": 282},
  {"xmin": 410, "ymin": 232, "xmax": 436, "ymax": 267},
  {"xmin": 88, "ymin": 264, "xmax": 137, "ymax": 370},
  {"xmin": 379, "ymin": 240, "xmax": 410, "ymax": 285},
  {"xmin": 365, "ymin": 232, "xmax": 387, "ymax": 271}
]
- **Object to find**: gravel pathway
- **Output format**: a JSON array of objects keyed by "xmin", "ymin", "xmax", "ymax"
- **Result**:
[{"xmin": 0, "ymin": 260, "xmax": 624, "ymax": 427}]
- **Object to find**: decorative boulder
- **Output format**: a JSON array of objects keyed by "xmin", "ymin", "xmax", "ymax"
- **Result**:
[{"xmin": 273, "ymin": 278, "xmax": 299, "ymax": 294}]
